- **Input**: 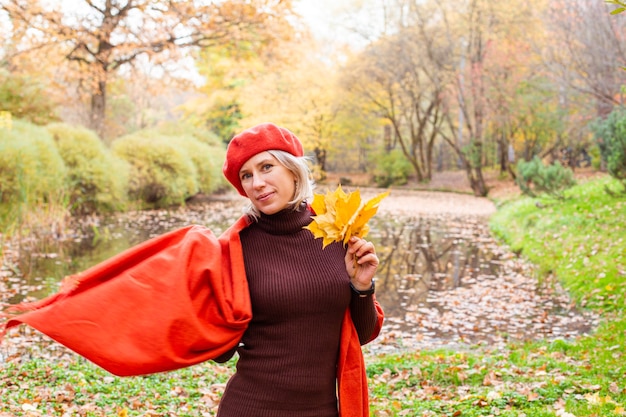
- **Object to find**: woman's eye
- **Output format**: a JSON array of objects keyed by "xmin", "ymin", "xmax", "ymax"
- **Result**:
[
  {"xmin": 240, "ymin": 173, "xmax": 251, "ymax": 181},
  {"xmin": 262, "ymin": 164, "xmax": 273, "ymax": 171}
]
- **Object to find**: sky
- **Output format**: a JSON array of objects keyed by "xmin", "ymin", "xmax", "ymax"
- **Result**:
[
  {"xmin": 8, "ymin": 0, "xmax": 384, "ymax": 82},
  {"xmin": 293, "ymin": 0, "xmax": 384, "ymax": 50},
  {"xmin": 45, "ymin": 0, "xmax": 382, "ymax": 50}
]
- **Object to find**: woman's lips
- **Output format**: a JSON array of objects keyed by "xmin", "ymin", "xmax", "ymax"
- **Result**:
[{"xmin": 257, "ymin": 192, "xmax": 273, "ymax": 202}]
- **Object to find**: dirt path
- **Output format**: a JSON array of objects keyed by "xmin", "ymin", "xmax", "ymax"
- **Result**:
[
  {"xmin": 362, "ymin": 188, "xmax": 497, "ymax": 217},
  {"xmin": 325, "ymin": 169, "xmax": 517, "ymax": 218},
  {"xmin": 218, "ymin": 185, "xmax": 499, "ymax": 217},
  {"xmin": 334, "ymin": 166, "xmax": 603, "ymax": 218}
]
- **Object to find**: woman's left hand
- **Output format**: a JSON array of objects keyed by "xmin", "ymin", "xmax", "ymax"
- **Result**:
[{"xmin": 345, "ymin": 236, "xmax": 379, "ymax": 291}]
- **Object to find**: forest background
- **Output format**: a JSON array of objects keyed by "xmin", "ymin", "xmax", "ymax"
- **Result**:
[{"xmin": 1, "ymin": 0, "xmax": 626, "ymax": 230}]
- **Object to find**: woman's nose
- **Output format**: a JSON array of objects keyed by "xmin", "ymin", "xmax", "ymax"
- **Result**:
[{"xmin": 252, "ymin": 174, "xmax": 265, "ymax": 189}]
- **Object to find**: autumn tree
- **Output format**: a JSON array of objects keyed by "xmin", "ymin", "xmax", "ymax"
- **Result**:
[
  {"xmin": 0, "ymin": 0, "xmax": 295, "ymax": 138},
  {"xmin": 337, "ymin": 0, "xmax": 543, "ymax": 195},
  {"xmin": 415, "ymin": 0, "xmax": 546, "ymax": 196},
  {"xmin": 176, "ymin": 46, "xmax": 249, "ymax": 142},
  {"xmin": 286, "ymin": 56, "xmax": 345, "ymax": 174},
  {"xmin": 219, "ymin": 31, "xmax": 348, "ymax": 174},
  {"xmin": 341, "ymin": 20, "xmax": 451, "ymax": 183},
  {"xmin": 475, "ymin": 1, "xmax": 552, "ymax": 175},
  {"xmin": 434, "ymin": 0, "xmax": 505, "ymax": 196},
  {"xmin": 543, "ymin": 0, "xmax": 626, "ymax": 118},
  {"xmin": 178, "ymin": 18, "xmax": 345, "ymax": 164}
]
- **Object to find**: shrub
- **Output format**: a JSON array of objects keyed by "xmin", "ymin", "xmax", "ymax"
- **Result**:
[
  {"xmin": 174, "ymin": 135, "xmax": 226, "ymax": 194},
  {"xmin": 112, "ymin": 132, "xmax": 199, "ymax": 208},
  {"xmin": 372, "ymin": 149, "xmax": 412, "ymax": 187},
  {"xmin": 46, "ymin": 123, "xmax": 129, "ymax": 214},
  {"xmin": 515, "ymin": 156, "xmax": 576, "ymax": 199},
  {"xmin": 127, "ymin": 125, "xmax": 227, "ymax": 195},
  {"xmin": 153, "ymin": 123, "xmax": 227, "ymax": 193},
  {"xmin": 0, "ymin": 119, "xmax": 67, "ymax": 229},
  {"xmin": 0, "ymin": 119, "xmax": 67, "ymax": 205},
  {"xmin": 590, "ymin": 109, "xmax": 626, "ymax": 194}
]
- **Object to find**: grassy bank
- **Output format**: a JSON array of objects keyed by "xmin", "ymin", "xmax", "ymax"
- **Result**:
[{"xmin": 1, "ymin": 176, "xmax": 624, "ymax": 416}]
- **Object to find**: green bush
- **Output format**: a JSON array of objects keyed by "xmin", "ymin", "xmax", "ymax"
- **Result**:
[
  {"xmin": 176, "ymin": 135, "xmax": 226, "ymax": 194},
  {"xmin": 151, "ymin": 124, "xmax": 227, "ymax": 193},
  {"xmin": 112, "ymin": 132, "xmax": 199, "ymax": 208},
  {"xmin": 123, "ymin": 125, "xmax": 227, "ymax": 196},
  {"xmin": 0, "ymin": 119, "xmax": 67, "ymax": 205},
  {"xmin": 590, "ymin": 109, "xmax": 626, "ymax": 194},
  {"xmin": 515, "ymin": 156, "xmax": 576, "ymax": 199},
  {"xmin": 372, "ymin": 149, "xmax": 412, "ymax": 187},
  {"xmin": 46, "ymin": 123, "xmax": 129, "ymax": 214}
]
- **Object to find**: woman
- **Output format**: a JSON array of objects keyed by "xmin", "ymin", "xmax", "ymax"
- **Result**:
[
  {"xmin": 217, "ymin": 122, "xmax": 383, "ymax": 416},
  {"xmin": 0, "ymin": 122, "xmax": 383, "ymax": 417}
]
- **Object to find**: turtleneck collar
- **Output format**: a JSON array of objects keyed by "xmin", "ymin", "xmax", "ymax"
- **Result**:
[{"xmin": 254, "ymin": 204, "xmax": 313, "ymax": 235}]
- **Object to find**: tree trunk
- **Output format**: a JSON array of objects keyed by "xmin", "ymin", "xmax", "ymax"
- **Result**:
[
  {"xmin": 314, "ymin": 147, "xmax": 327, "ymax": 172},
  {"xmin": 90, "ymin": 79, "xmax": 107, "ymax": 139},
  {"xmin": 467, "ymin": 141, "xmax": 489, "ymax": 197},
  {"xmin": 470, "ymin": 166, "xmax": 488, "ymax": 196}
]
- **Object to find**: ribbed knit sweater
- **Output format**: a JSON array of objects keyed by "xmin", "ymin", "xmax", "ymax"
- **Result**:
[{"xmin": 216, "ymin": 206, "xmax": 379, "ymax": 417}]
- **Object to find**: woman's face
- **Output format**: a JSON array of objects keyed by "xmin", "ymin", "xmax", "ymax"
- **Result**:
[{"xmin": 239, "ymin": 151, "xmax": 297, "ymax": 215}]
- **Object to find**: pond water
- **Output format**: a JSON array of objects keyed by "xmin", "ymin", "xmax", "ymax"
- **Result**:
[{"xmin": 1, "ymin": 199, "xmax": 597, "ymax": 353}]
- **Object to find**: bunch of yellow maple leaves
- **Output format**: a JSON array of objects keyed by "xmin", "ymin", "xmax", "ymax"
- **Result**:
[{"xmin": 304, "ymin": 185, "xmax": 389, "ymax": 248}]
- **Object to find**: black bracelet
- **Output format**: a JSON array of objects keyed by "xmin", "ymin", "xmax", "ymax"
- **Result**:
[{"xmin": 350, "ymin": 280, "xmax": 375, "ymax": 297}]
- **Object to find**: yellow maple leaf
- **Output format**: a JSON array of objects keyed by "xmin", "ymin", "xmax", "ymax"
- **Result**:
[
  {"xmin": 304, "ymin": 185, "xmax": 389, "ymax": 248},
  {"xmin": 584, "ymin": 392, "xmax": 617, "ymax": 405}
]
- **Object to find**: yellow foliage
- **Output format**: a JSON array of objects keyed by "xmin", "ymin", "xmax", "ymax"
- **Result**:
[
  {"xmin": 304, "ymin": 185, "xmax": 389, "ymax": 248},
  {"xmin": 0, "ymin": 111, "xmax": 12, "ymax": 129},
  {"xmin": 583, "ymin": 392, "xmax": 617, "ymax": 405}
]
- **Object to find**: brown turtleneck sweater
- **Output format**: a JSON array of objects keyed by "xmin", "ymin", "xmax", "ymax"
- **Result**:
[{"xmin": 215, "ymin": 206, "xmax": 378, "ymax": 417}]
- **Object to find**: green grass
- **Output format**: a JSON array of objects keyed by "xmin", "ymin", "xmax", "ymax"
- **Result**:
[
  {"xmin": 489, "ymin": 175, "xmax": 625, "ymax": 312},
  {"xmin": 0, "ymin": 356, "xmax": 236, "ymax": 416},
  {"xmin": 1, "ymin": 175, "xmax": 625, "ymax": 416}
]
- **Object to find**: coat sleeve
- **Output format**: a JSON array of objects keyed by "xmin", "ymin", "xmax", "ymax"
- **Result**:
[
  {"xmin": 0, "ymin": 225, "xmax": 252, "ymax": 376},
  {"xmin": 350, "ymin": 294, "xmax": 384, "ymax": 345}
]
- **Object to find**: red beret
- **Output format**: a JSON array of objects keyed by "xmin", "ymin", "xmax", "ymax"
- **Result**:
[{"xmin": 223, "ymin": 123, "xmax": 304, "ymax": 196}]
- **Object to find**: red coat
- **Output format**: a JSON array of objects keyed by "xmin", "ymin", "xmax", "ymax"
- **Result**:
[{"xmin": 1, "ymin": 216, "xmax": 384, "ymax": 417}]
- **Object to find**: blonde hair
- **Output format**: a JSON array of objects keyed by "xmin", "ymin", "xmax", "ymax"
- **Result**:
[{"xmin": 244, "ymin": 150, "xmax": 315, "ymax": 219}]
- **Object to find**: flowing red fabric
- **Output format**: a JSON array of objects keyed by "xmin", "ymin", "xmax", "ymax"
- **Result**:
[{"xmin": 1, "ymin": 216, "xmax": 384, "ymax": 417}]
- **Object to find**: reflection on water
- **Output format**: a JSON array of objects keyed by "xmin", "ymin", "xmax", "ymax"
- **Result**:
[
  {"xmin": 367, "ymin": 214, "xmax": 596, "ymax": 352},
  {"xmin": 372, "ymin": 215, "xmax": 502, "ymax": 311},
  {"xmin": 5, "ymin": 201, "xmax": 243, "ymax": 304},
  {"xmin": 3, "ymin": 201, "xmax": 596, "ymax": 351}
]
